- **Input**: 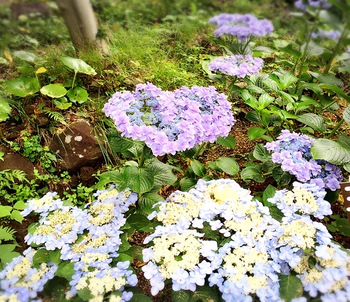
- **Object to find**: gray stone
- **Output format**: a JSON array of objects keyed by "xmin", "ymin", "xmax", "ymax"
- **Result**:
[
  {"xmin": 49, "ymin": 119, "xmax": 104, "ymax": 171},
  {"xmin": 0, "ymin": 146, "xmax": 36, "ymax": 180}
]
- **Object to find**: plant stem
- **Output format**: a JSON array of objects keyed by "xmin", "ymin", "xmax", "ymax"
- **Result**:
[
  {"xmin": 193, "ymin": 142, "xmax": 206, "ymax": 159},
  {"xmin": 327, "ymin": 118, "xmax": 344, "ymax": 139}
]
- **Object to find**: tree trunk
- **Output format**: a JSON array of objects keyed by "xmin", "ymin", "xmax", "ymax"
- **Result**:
[{"xmin": 55, "ymin": 0, "xmax": 98, "ymax": 51}]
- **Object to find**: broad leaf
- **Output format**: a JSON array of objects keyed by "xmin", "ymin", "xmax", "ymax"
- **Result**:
[
  {"xmin": 13, "ymin": 50, "xmax": 44, "ymax": 64},
  {"xmin": 146, "ymin": 159, "xmax": 177, "ymax": 187},
  {"xmin": 192, "ymin": 285, "xmax": 219, "ymax": 302},
  {"xmin": 248, "ymin": 127, "xmax": 266, "ymax": 140},
  {"xmin": 41, "ymin": 84, "xmax": 67, "ymax": 98},
  {"xmin": 319, "ymin": 83, "xmax": 350, "ymax": 102},
  {"xmin": 190, "ymin": 159, "xmax": 206, "ymax": 177},
  {"xmin": 216, "ymin": 135, "xmax": 236, "ymax": 149},
  {"xmin": 55, "ymin": 262, "xmax": 75, "ymax": 280},
  {"xmin": 5, "ymin": 77, "xmax": 39, "ymax": 97},
  {"xmin": 216, "ymin": 157, "xmax": 239, "ymax": 175},
  {"xmin": 172, "ymin": 290, "xmax": 191, "ymax": 302},
  {"xmin": 130, "ymin": 289, "xmax": 153, "ymax": 302},
  {"xmin": 0, "ymin": 205, "xmax": 12, "ymax": 218},
  {"xmin": 61, "ymin": 56, "xmax": 96, "ymax": 75},
  {"xmin": 0, "ymin": 244, "xmax": 20, "ymax": 265},
  {"xmin": 67, "ymin": 87, "xmax": 89, "ymax": 104},
  {"xmin": 180, "ymin": 177, "xmax": 197, "ymax": 191},
  {"xmin": 253, "ymin": 144, "xmax": 270, "ymax": 161},
  {"xmin": 241, "ymin": 167, "xmax": 265, "ymax": 183},
  {"xmin": 0, "ymin": 97, "xmax": 12, "ymax": 122},
  {"xmin": 279, "ymin": 274, "xmax": 303, "ymax": 302},
  {"xmin": 297, "ymin": 113, "xmax": 326, "ymax": 133},
  {"xmin": 33, "ymin": 249, "xmax": 51, "ymax": 265},
  {"xmin": 311, "ymin": 138, "xmax": 350, "ymax": 165},
  {"xmin": 109, "ymin": 133, "xmax": 134, "ymax": 153},
  {"xmin": 301, "ymin": 40, "xmax": 324, "ymax": 56},
  {"xmin": 344, "ymin": 106, "xmax": 350, "ymax": 124},
  {"xmin": 272, "ymin": 167, "xmax": 292, "ymax": 186},
  {"xmin": 53, "ymin": 97, "xmax": 72, "ymax": 110},
  {"xmin": 121, "ymin": 166, "xmax": 154, "ymax": 194},
  {"xmin": 10, "ymin": 210, "xmax": 23, "ymax": 223}
]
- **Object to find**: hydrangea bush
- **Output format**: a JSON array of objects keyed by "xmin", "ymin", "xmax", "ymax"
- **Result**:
[
  {"xmin": 0, "ymin": 186, "xmax": 138, "ymax": 302},
  {"xmin": 265, "ymin": 130, "xmax": 343, "ymax": 191},
  {"xmin": 103, "ymin": 83, "xmax": 235, "ymax": 156},
  {"xmin": 142, "ymin": 179, "xmax": 350, "ymax": 301}
]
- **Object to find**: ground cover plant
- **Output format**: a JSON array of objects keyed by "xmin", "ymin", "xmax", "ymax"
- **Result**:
[{"xmin": 0, "ymin": 0, "xmax": 350, "ymax": 301}]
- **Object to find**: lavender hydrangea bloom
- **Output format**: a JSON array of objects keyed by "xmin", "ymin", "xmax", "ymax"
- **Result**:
[
  {"xmin": 294, "ymin": 0, "xmax": 331, "ymax": 10},
  {"xmin": 209, "ymin": 55, "xmax": 264, "ymax": 78},
  {"xmin": 265, "ymin": 130, "xmax": 343, "ymax": 191},
  {"xmin": 209, "ymin": 13, "xmax": 274, "ymax": 40},
  {"xmin": 312, "ymin": 29, "xmax": 341, "ymax": 40},
  {"xmin": 104, "ymin": 83, "xmax": 235, "ymax": 156}
]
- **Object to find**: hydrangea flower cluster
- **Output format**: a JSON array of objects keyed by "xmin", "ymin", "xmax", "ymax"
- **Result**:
[
  {"xmin": 0, "ymin": 186, "xmax": 138, "ymax": 302},
  {"xmin": 294, "ymin": 0, "xmax": 331, "ymax": 10},
  {"xmin": 209, "ymin": 55, "xmax": 264, "ymax": 78},
  {"xmin": 209, "ymin": 13, "xmax": 274, "ymax": 40},
  {"xmin": 142, "ymin": 179, "xmax": 350, "ymax": 301},
  {"xmin": 265, "ymin": 130, "xmax": 343, "ymax": 191},
  {"xmin": 268, "ymin": 181, "xmax": 332, "ymax": 219},
  {"xmin": 103, "ymin": 83, "xmax": 235, "ymax": 156},
  {"xmin": 312, "ymin": 29, "xmax": 341, "ymax": 40}
]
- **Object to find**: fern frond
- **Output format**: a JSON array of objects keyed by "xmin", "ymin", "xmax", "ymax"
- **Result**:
[
  {"xmin": 43, "ymin": 110, "xmax": 66, "ymax": 123},
  {"xmin": 0, "ymin": 225, "xmax": 16, "ymax": 241}
]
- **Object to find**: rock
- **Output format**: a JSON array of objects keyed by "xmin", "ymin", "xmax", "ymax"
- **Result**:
[
  {"xmin": 49, "ymin": 119, "xmax": 104, "ymax": 171},
  {"xmin": 0, "ymin": 146, "xmax": 36, "ymax": 180}
]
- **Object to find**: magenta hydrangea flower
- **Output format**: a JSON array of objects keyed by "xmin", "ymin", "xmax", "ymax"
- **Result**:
[
  {"xmin": 103, "ymin": 83, "xmax": 235, "ymax": 156},
  {"xmin": 209, "ymin": 13, "xmax": 274, "ymax": 40},
  {"xmin": 265, "ymin": 130, "xmax": 343, "ymax": 191},
  {"xmin": 209, "ymin": 55, "xmax": 264, "ymax": 78}
]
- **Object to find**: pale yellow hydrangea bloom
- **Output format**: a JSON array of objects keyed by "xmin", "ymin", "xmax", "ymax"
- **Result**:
[
  {"xmin": 284, "ymin": 188, "xmax": 318, "ymax": 214},
  {"xmin": 97, "ymin": 188, "xmax": 120, "ymax": 202},
  {"xmin": 223, "ymin": 246, "xmax": 269, "ymax": 294},
  {"xmin": 0, "ymin": 294, "xmax": 20, "ymax": 302},
  {"xmin": 75, "ymin": 270, "xmax": 126, "ymax": 299},
  {"xmin": 80, "ymin": 253, "xmax": 110, "ymax": 271},
  {"xmin": 156, "ymin": 192, "xmax": 201, "ymax": 224},
  {"xmin": 30, "ymin": 194, "xmax": 55, "ymax": 210},
  {"xmin": 72, "ymin": 234, "xmax": 109, "ymax": 254},
  {"xmin": 89, "ymin": 203, "xmax": 115, "ymax": 225},
  {"xmin": 152, "ymin": 233, "xmax": 202, "ymax": 279},
  {"xmin": 35, "ymin": 210, "xmax": 77, "ymax": 237},
  {"xmin": 204, "ymin": 183, "xmax": 239, "ymax": 204},
  {"xmin": 279, "ymin": 219, "xmax": 316, "ymax": 249}
]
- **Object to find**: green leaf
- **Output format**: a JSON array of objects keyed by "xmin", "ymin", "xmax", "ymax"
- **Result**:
[
  {"xmin": 41, "ymin": 84, "xmax": 67, "ymax": 98},
  {"xmin": 279, "ymin": 274, "xmax": 303, "ymax": 302},
  {"xmin": 0, "ymin": 97, "xmax": 12, "ymax": 122},
  {"xmin": 309, "ymin": 71, "xmax": 343, "ymax": 87},
  {"xmin": 248, "ymin": 127, "xmax": 267, "ymax": 140},
  {"xmin": 344, "ymin": 106, "xmax": 350, "ymax": 124},
  {"xmin": 0, "ymin": 244, "xmax": 20, "ymax": 264},
  {"xmin": 13, "ymin": 50, "xmax": 45, "ymax": 64},
  {"xmin": 0, "ymin": 206, "xmax": 12, "ymax": 218},
  {"xmin": 190, "ymin": 159, "xmax": 206, "ymax": 177},
  {"xmin": 109, "ymin": 133, "xmax": 134, "ymax": 153},
  {"xmin": 278, "ymin": 44, "xmax": 302, "ymax": 58},
  {"xmin": 13, "ymin": 200, "xmax": 26, "ymax": 210},
  {"xmin": 241, "ymin": 167, "xmax": 265, "ymax": 183},
  {"xmin": 319, "ymin": 83, "xmax": 350, "ymax": 102},
  {"xmin": 116, "ymin": 252, "xmax": 133, "ymax": 263},
  {"xmin": 262, "ymin": 185, "xmax": 277, "ymax": 205},
  {"xmin": 10, "ymin": 210, "xmax": 23, "ymax": 223},
  {"xmin": 301, "ymin": 40, "xmax": 324, "ymax": 56},
  {"xmin": 137, "ymin": 194, "xmax": 160, "ymax": 215},
  {"xmin": 5, "ymin": 77, "xmax": 39, "ymax": 97},
  {"xmin": 180, "ymin": 177, "xmax": 197, "ymax": 191},
  {"xmin": 121, "ymin": 166, "xmax": 154, "ymax": 194},
  {"xmin": 77, "ymin": 288, "xmax": 94, "ymax": 301},
  {"xmin": 253, "ymin": 144, "xmax": 270, "ymax": 161},
  {"xmin": 216, "ymin": 157, "xmax": 239, "ymax": 175},
  {"xmin": 297, "ymin": 113, "xmax": 326, "ymax": 133},
  {"xmin": 130, "ymin": 289, "xmax": 153, "ymax": 302},
  {"xmin": 53, "ymin": 97, "xmax": 72, "ymax": 110},
  {"xmin": 127, "ymin": 214, "xmax": 152, "ymax": 230},
  {"xmin": 50, "ymin": 250, "xmax": 62, "ymax": 265},
  {"xmin": 172, "ymin": 290, "xmax": 191, "ymax": 302},
  {"xmin": 67, "ymin": 87, "xmax": 89, "ymax": 104},
  {"xmin": 311, "ymin": 138, "xmax": 350, "ymax": 165},
  {"xmin": 61, "ymin": 56, "xmax": 96, "ymax": 75},
  {"xmin": 272, "ymin": 167, "xmax": 292, "ymax": 186},
  {"xmin": 146, "ymin": 159, "xmax": 177, "ymax": 187},
  {"xmin": 33, "ymin": 249, "xmax": 51, "ymax": 265},
  {"xmin": 216, "ymin": 135, "xmax": 236, "ymax": 149},
  {"xmin": 192, "ymin": 285, "xmax": 219, "ymax": 302},
  {"xmin": 56, "ymin": 262, "xmax": 75, "ymax": 280},
  {"xmin": 0, "ymin": 226, "xmax": 16, "ymax": 241}
]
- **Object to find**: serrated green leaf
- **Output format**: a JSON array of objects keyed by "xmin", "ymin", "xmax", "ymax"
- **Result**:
[
  {"xmin": 253, "ymin": 144, "xmax": 270, "ymax": 161},
  {"xmin": 5, "ymin": 77, "xmax": 39, "ymax": 97},
  {"xmin": 216, "ymin": 157, "xmax": 239, "ymax": 175},
  {"xmin": 77, "ymin": 288, "xmax": 94, "ymax": 300},
  {"xmin": 0, "ymin": 226, "xmax": 16, "ymax": 241},
  {"xmin": 0, "ymin": 244, "xmax": 20, "ymax": 264},
  {"xmin": 216, "ymin": 135, "xmax": 236, "ymax": 149},
  {"xmin": 180, "ymin": 177, "xmax": 197, "ymax": 191},
  {"xmin": 109, "ymin": 134, "xmax": 134, "ymax": 153},
  {"xmin": 297, "ymin": 113, "xmax": 326, "ymax": 133},
  {"xmin": 301, "ymin": 40, "xmax": 324, "ymax": 56},
  {"xmin": 190, "ymin": 159, "xmax": 206, "ymax": 177},
  {"xmin": 41, "ymin": 84, "xmax": 67, "ymax": 98},
  {"xmin": 137, "ymin": 194, "xmax": 162, "ymax": 215},
  {"xmin": 13, "ymin": 200, "xmax": 26, "ymax": 210},
  {"xmin": 10, "ymin": 210, "xmax": 23, "ymax": 223},
  {"xmin": 279, "ymin": 274, "xmax": 303, "ymax": 302},
  {"xmin": 311, "ymin": 138, "xmax": 350, "ymax": 165},
  {"xmin": 248, "ymin": 127, "xmax": 267, "ymax": 140},
  {"xmin": 146, "ymin": 159, "xmax": 177, "ymax": 187},
  {"xmin": 121, "ymin": 166, "xmax": 154, "ymax": 194},
  {"xmin": 56, "ymin": 261, "xmax": 75, "ymax": 280},
  {"xmin": 61, "ymin": 57, "xmax": 96, "ymax": 75},
  {"xmin": 67, "ymin": 87, "xmax": 88, "ymax": 104},
  {"xmin": 272, "ymin": 167, "xmax": 292, "ymax": 186},
  {"xmin": 0, "ymin": 206, "xmax": 12, "ymax": 218}
]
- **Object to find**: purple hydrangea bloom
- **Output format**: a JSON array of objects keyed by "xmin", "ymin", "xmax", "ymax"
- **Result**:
[
  {"xmin": 209, "ymin": 13, "xmax": 274, "ymax": 40},
  {"xmin": 311, "ymin": 29, "xmax": 341, "ymax": 40},
  {"xmin": 294, "ymin": 0, "xmax": 331, "ymax": 10},
  {"xmin": 103, "ymin": 83, "xmax": 235, "ymax": 156},
  {"xmin": 265, "ymin": 130, "xmax": 343, "ymax": 191},
  {"xmin": 209, "ymin": 55, "xmax": 263, "ymax": 78}
]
